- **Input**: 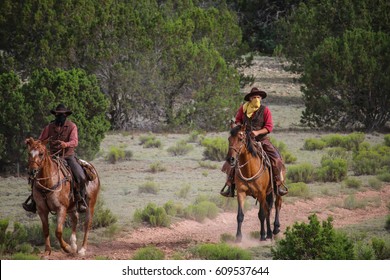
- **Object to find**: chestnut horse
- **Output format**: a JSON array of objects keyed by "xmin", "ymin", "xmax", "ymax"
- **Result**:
[
  {"xmin": 25, "ymin": 137, "xmax": 100, "ymax": 257},
  {"xmin": 227, "ymin": 125, "xmax": 282, "ymax": 241}
]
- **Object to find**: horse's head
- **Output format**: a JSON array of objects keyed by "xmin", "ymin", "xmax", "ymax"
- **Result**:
[
  {"xmin": 25, "ymin": 137, "xmax": 49, "ymax": 179},
  {"xmin": 227, "ymin": 124, "xmax": 246, "ymax": 166}
]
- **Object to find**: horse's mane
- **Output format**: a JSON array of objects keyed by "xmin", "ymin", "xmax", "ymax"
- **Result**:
[
  {"xmin": 230, "ymin": 125, "xmax": 257, "ymax": 157},
  {"xmin": 230, "ymin": 124, "xmax": 242, "ymax": 137}
]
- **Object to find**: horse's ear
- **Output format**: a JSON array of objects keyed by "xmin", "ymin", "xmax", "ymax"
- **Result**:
[
  {"xmin": 41, "ymin": 138, "xmax": 50, "ymax": 146},
  {"xmin": 25, "ymin": 137, "xmax": 34, "ymax": 147}
]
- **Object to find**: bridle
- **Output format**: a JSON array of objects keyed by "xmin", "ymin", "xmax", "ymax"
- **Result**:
[
  {"xmin": 228, "ymin": 129, "xmax": 267, "ymax": 182},
  {"xmin": 28, "ymin": 146, "xmax": 67, "ymax": 193}
]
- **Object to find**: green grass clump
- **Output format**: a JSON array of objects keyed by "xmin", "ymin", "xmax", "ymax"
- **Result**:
[
  {"xmin": 343, "ymin": 177, "xmax": 362, "ymax": 189},
  {"xmin": 184, "ymin": 201, "xmax": 219, "ymax": 223},
  {"xmin": 176, "ymin": 184, "xmax": 191, "ymax": 199},
  {"xmin": 91, "ymin": 199, "xmax": 118, "ymax": 229},
  {"xmin": 377, "ymin": 172, "xmax": 390, "ymax": 182},
  {"xmin": 220, "ymin": 233, "xmax": 235, "ymax": 242},
  {"xmin": 167, "ymin": 140, "xmax": 194, "ymax": 156},
  {"xmin": 149, "ymin": 161, "xmax": 166, "ymax": 173},
  {"xmin": 366, "ymin": 178, "xmax": 383, "ymax": 190},
  {"xmin": 201, "ymin": 137, "xmax": 228, "ymax": 161},
  {"xmin": 288, "ymin": 182, "xmax": 310, "ymax": 198},
  {"xmin": 163, "ymin": 200, "xmax": 183, "ymax": 217},
  {"xmin": 132, "ymin": 246, "xmax": 165, "ymax": 260},
  {"xmin": 270, "ymin": 137, "xmax": 297, "ymax": 164},
  {"xmin": 11, "ymin": 253, "xmax": 40, "ymax": 260},
  {"xmin": 343, "ymin": 195, "xmax": 367, "ymax": 210},
  {"xmin": 106, "ymin": 146, "xmax": 125, "ymax": 164},
  {"xmin": 138, "ymin": 181, "xmax": 160, "ymax": 194},
  {"xmin": 383, "ymin": 134, "xmax": 390, "ymax": 147},
  {"xmin": 133, "ymin": 203, "xmax": 171, "ymax": 227},
  {"xmin": 321, "ymin": 133, "xmax": 365, "ymax": 151},
  {"xmin": 303, "ymin": 138, "xmax": 326, "ymax": 150},
  {"xmin": 140, "ymin": 134, "xmax": 162, "ymax": 148},
  {"xmin": 192, "ymin": 243, "xmax": 252, "ymax": 260},
  {"xmin": 286, "ymin": 163, "xmax": 315, "ymax": 183},
  {"xmin": 198, "ymin": 160, "xmax": 218, "ymax": 169}
]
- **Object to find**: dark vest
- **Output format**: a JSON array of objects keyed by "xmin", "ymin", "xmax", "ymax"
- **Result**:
[
  {"xmin": 47, "ymin": 120, "xmax": 76, "ymax": 157},
  {"xmin": 243, "ymin": 105, "xmax": 268, "ymax": 141}
]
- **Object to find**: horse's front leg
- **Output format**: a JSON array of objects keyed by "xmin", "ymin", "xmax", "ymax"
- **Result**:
[
  {"xmin": 79, "ymin": 195, "xmax": 95, "ymax": 256},
  {"xmin": 56, "ymin": 208, "xmax": 72, "ymax": 253},
  {"xmin": 236, "ymin": 192, "xmax": 246, "ymax": 242},
  {"xmin": 258, "ymin": 204, "xmax": 266, "ymax": 241},
  {"xmin": 37, "ymin": 210, "xmax": 51, "ymax": 258},
  {"xmin": 68, "ymin": 210, "xmax": 79, "ymax": 253},
  {"xmin": 273, "ymin": 196, "xmax": 282, "ymax": 235}
]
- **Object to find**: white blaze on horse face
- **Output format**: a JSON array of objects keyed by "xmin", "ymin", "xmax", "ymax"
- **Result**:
[{"xmin": 30, "ymin": 149, "xmax": 39, "ymax": 159}]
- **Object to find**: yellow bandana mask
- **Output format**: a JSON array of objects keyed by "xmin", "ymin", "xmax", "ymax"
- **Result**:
[{"xmin": 243, "ymin": 97, "xmax": 261, "ymax": 118}]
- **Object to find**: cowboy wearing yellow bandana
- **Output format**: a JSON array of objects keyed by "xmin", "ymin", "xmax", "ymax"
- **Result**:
[{"xmin": 221, "ymin": 87, "xmax": 288, "ymax": 197}]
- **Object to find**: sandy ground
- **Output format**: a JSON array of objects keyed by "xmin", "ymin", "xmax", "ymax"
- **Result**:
[{"xmin": 45, "ymin": 185, "xmax": 390, "ymax": 260}]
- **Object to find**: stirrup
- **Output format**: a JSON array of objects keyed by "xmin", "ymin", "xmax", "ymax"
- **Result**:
[
  {"xmin": 220, "ymin": 184, "xmax": 234, "ymax": 197},
  {"xmin": 22, "ymin": 195, "xmax": 37, "ymax": 213},
  {"xmin": 277, "ymin": 183, "xmax": 288, "ymax": 196}
]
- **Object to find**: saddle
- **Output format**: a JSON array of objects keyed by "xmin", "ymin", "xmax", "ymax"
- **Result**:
[{"xmin": 76, "ymin": 158, "xmax": 97, "ymax": 181}]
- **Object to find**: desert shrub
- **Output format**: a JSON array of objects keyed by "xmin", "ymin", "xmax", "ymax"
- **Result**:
[
  {"xmin": 167, "ymin": 140, "xmax": 194, "ymax": 156},
  {"xmin": 354, "ymin": 241, "xmax": 375, "ymax": 260},
  {"xmin": 140, "ymin": 134, "xmax": 162, "ymax": 148},
  {"xmin": 367, "ymin": 177, "xmax": 383, "ymax": 190},
  {"xmin": 271, "ymin": 137, "xmax": 297, "ymax": 164},
  {"xmin": 220, "ymin": 233, "xmax": 235, "ymax": 242},
  {"xmin": 0, "ymin": 220, "xmax": 30, "ymax": 255},
  {"xmin": 377, "ymin": 172, "xmax": 390, "ymax": 182},
  {"xmin": 138, "ymin": 181, "xmax": 159, "ymax": 194},
  {"xmin": 133, "ymin": 203, "xmax": 170, "ymax": 227},
  {"xmin": 271, "ymin": 214, "xmax": 355, "ymax": 259},
  {"xmin": 352, "ymin": 149, "xmax": 382, "ymax": 175},
  {"xmin": 11, "ymin": 253, "xmax": 40, "ymax": 260},
  {"xmin": 163, "ymin": 200, "xmax": 183, "ymax": 217},
  {"xmin": 288, "ymin": 182, "xmax": 310, "ymax": 198},
  {"xmin": 286, "ymin": 163, "xmax": 315, "ymax": 183},
  {"xmin": 91, "ymin": 199, "xmax": 118, "ymax": 229},
  {"xmin": 139, "ymin": 134, "xmax": 155, "ymax": 145},
  {"xmin": 317, "ymin": 158, "xmax": 347, "ymax": 182},
  {"xmin": 184, "ymin": 201, "xmax": 219, "ymax": 223},
  {"xmin": 303, "ymin": 138, "xmax": 326, "ymax": 150},
  {"xmin": 384, "ymin": 134, "xmax": 390, "ymax": 147},
  {"xmin": 322, "ymin": 134, "xmax": 347, "ymax": 148},
  {"xmin": 385, "ymin": 215, "xmax": 390, "ymax": 232},
  {"xmin": 322, "ymin": 147, "xmax": 349, "ymax": 162},
  {"xmin": 106, "ymin": 146, "xmax": 125, "ymax": 164},
  {"xmin": 149, "ymin": 161, "xmax": 166, "ymax": 173},
  {"xmin": 132, "ymin": 246, "xmax": 165, "ymax": 260},
  {"xmin": 343, "ymin": 177, "xmax": 362, "ymax": 189},
  {"xmin": 201, "ymin": 137, "xmax": 228, "ymax": 161},
  {"xmin": 187, "ymin": 130, "xmax": 203, "ymax": 143},
  {"xmin": 342, "ymin": 195, "xmax": 367, "ymax": 210},
  {"xmin": 198, "ymin": 160, "xmax": 218, "ymax": 169},
  {"xmin": 176, "ymin": 184, "xmax": 191, "ymax": 199},
  {"xmin": 192, "ymin": 243, "xmax": 252, "ymax": 260},
  {"xmin": 371, "ymin": 237, "xmax": 390, "ymax": 260}
]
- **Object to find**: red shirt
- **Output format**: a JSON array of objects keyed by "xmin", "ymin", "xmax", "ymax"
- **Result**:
[
  {"xmin": 235, "ymin": 104, "xmax": 274, "ymax": 133},
  {"xmin": 39, "ymin": 122, "xmax": 79, "ymax": 148}
]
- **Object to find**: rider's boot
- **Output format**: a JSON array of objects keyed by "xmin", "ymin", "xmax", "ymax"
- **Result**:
[
  {"xmin": 22, "ymin": 195, "xmax": 37, "ymax": 213},
  {"xmin": 76, "ymin": 185, "xmax": 88, "ymax": 213}
]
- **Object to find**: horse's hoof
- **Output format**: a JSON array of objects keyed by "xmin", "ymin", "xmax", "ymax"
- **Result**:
[
  {"xmin": 273, "ymin": 228, "xmax": 280, "ymax": 235},
  {"xmin": 260, "ymin": 236, "xmax": 267, "ymax": 241},
  {"xmin": 78, "ymin": 247, "xmax": 86, "ymax": 256}
]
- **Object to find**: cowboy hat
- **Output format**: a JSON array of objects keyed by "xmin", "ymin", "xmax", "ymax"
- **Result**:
[
  {"xmin": 244, "ymin": 87, "xmax": 267, "ymax": 101},
  {"xmin": 50, "ymin": 104, "xmax": 72, "ymax": 116}
]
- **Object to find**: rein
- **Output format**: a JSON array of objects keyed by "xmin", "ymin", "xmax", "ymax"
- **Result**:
[{"xmin": 230, "ymin": 135, "xmax": 267, "ymax": 183}]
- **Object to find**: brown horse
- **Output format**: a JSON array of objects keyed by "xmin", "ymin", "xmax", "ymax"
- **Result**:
[
  {"xmin": 25, "ymin": 137, "xmax": 100, "ymax": 257},
  {"xmin": 227, "ymin": 124, "xmax": 282, "ymax": 241}
]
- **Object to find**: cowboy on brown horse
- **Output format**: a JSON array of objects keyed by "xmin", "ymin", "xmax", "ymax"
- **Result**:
[
  {"xmin": 221, "ymin": 87, "xmax": 289, "ymax": 197},
  {"xmin": 23, "ymin": 104, "xmax": 88, "ymax": 213}
]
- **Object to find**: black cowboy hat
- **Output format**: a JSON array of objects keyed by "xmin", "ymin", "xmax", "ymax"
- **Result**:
[
  {"xmin": 50, "ymin": 104, "xmax": 72, "ymax": 116},
  {"xmin": 244, "ymin": 87, "xmax": 267, "ymax": 101}
]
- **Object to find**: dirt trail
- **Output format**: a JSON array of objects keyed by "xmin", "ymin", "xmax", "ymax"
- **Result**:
[{"xmin": 47, "ymin": 185, "xmax": 390, "ymax": 260}]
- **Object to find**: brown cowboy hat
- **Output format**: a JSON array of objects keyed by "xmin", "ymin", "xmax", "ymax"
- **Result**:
[
  {"xmin": 50, "ymin": 104, "xmax": 72, "ymax": 116},
  {"xmin": 244, "ymin": 87, "xmax": 267, "ymax": 101}
]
